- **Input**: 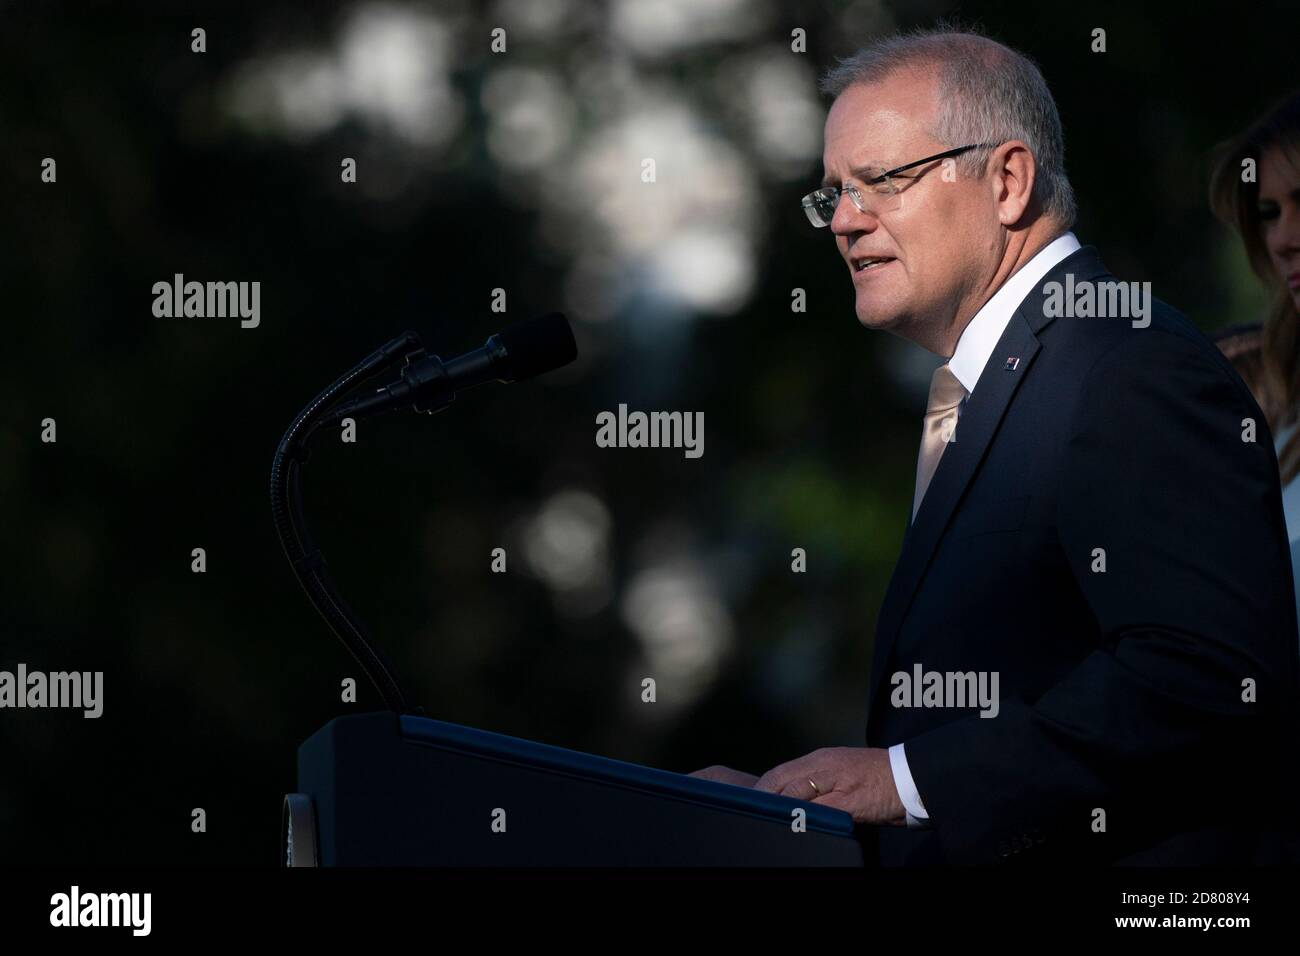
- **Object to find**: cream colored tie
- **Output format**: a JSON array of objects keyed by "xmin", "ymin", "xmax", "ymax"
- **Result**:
[{"xmin": 912, "ymin": 363, "xmax": 967, "ymax": 520}]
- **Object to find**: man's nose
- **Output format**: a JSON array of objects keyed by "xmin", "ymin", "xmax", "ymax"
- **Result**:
[{"xmin": 830, "ymin": 191, "xmax": 878, "ymax": 235}]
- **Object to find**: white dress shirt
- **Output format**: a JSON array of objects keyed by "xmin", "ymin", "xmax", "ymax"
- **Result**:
[{"xmin": 889, "ymin": 231, "xmax": 1081, "ymax": 827}]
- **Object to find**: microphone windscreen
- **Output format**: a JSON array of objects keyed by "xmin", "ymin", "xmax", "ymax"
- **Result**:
[{"xmin": 496, "ymin": 312, "xmax": 577, "ymax": 382}]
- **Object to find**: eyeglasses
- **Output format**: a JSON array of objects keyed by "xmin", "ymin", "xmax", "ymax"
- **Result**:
[{"xmin": 801, "ymin": 143, "xmax": 998, "ymax": 227}]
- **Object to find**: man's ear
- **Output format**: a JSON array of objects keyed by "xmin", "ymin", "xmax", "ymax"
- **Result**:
[{"xmin": 991, "ymin": 141, "xmax": 1037, "ymax": 227}]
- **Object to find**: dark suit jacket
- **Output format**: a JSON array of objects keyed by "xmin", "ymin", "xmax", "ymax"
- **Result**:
[{"xmin": 866, "ymin": 245, "xmax": 1300, "ymax": 865}]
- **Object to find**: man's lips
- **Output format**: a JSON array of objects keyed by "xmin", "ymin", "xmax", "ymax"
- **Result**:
[
  {"xmin": 851, "ymin": 256, "xmax": 898, "ymax": 282},
  {"xmin": 1287, "ymin": 271, "xmax": 1300, "ymax": 291}
]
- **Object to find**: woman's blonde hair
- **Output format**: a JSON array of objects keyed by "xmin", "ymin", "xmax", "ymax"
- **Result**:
[{"xmin": 1209, "ymin": 90, "xmax": 1300, "ymax": 482}]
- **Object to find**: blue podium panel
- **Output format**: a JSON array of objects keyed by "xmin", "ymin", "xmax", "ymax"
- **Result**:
[{"xmin": 296, "ymin": 712, "xmax": 867, "ymax": 866}]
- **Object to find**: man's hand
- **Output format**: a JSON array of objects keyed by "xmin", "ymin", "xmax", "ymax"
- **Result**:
[
  {"xmin": 753, "ymin": 747, "xmax": 906, "ymax": 826},
  {"xmin": 687, "ymin": 765, "xmax": 760, "ymax": 788}
]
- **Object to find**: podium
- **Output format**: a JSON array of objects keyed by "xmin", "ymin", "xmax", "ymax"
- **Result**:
[{"xmin": 284, "ymin": 711, "xmax": 868, "ymax": 866}]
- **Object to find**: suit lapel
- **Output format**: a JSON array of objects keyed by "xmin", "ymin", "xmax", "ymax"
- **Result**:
[
  {"xmin": 866, "ymin": 315, "xmax": 1041, "ymax": 715},
  {"xmin": 864, "ymin": 245, "xmax": 1111, "ymax": 729}
]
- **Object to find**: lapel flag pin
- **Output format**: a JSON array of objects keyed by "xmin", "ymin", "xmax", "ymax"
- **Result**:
[{"xmin": 1004, "ymin": 357, "xmax": 1020, "ymax": 370}]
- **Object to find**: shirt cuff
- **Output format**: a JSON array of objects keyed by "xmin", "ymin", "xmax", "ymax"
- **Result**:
[{"xmin": 888, "ymin": 742, "xmax": 931, "ymax": 828}]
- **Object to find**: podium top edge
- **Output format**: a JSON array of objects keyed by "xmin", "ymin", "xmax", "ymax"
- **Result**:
[{"xmin": 395, "ymin": 713, "xmax": 858, "ymax": 836}]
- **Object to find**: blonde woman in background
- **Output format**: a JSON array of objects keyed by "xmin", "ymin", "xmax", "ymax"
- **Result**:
[{"xmin": 1211, "ymin": 91, "xmax": 1300, "ymax": 626}]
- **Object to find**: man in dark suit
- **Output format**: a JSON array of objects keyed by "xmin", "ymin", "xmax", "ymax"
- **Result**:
[{"xmin": 691, "ymin": 29, "xmax": 1300, "ymax": 864}]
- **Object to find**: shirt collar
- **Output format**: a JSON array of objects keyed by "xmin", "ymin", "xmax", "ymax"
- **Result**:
[{"xmin": 946, "ymin": 231, "xmax": 1081, "ymax": 395}]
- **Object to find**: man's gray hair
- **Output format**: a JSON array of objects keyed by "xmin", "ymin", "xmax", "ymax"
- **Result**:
[{"xmin": 818, "ymin": 28, "xmax": 1076, "ymax": 229}]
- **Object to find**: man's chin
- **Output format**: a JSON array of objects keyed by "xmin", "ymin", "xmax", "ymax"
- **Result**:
[{"xmin": 854, "ymin": 302, "xmax": 906, "ymax": 332}]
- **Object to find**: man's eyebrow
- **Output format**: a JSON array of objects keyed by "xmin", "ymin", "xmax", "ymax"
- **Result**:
[{"xmin": 821, "ymin": 163, "xmax": 884, "ymax": 188}]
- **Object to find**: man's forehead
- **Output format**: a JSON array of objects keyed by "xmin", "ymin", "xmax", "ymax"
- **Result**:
[
  {"xmin": 821, "ymin": 108, "xmax": 929, "ymax": 182},
  {"xmin": 821, "ymin": 76, "xmax": 937, "ymax": 176},
  {"xmin": 826, "ymin": 106, "xmax": 915, "ymax": 150},
  {"xmin": 827, "ymin": 68, "xmax": 937, "ymax": 127}
]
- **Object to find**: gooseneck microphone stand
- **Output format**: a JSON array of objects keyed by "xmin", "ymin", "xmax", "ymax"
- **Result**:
[
  {"xmin": 270, "ymin": 312, "xmax": 577, "ymax": 717},
  {"xmin": 269, "ymin": 330, "xmax": 427, "ymax": 715}
]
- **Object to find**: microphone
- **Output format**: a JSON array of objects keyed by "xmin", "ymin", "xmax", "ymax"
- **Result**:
[{"xmin": 324, "ymin": 311, "xmax": 576, "ymax": 425}]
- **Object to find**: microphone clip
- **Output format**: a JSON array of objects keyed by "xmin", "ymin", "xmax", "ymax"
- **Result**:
[{"xmin": 395, "ymin": 348, "xmax": 455, "ymax": 415}]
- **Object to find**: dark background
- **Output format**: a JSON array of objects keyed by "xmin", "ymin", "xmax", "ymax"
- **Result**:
[{"xmin": 1, "ymin": 0, "xmax": 1296, "ymax": 864}]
